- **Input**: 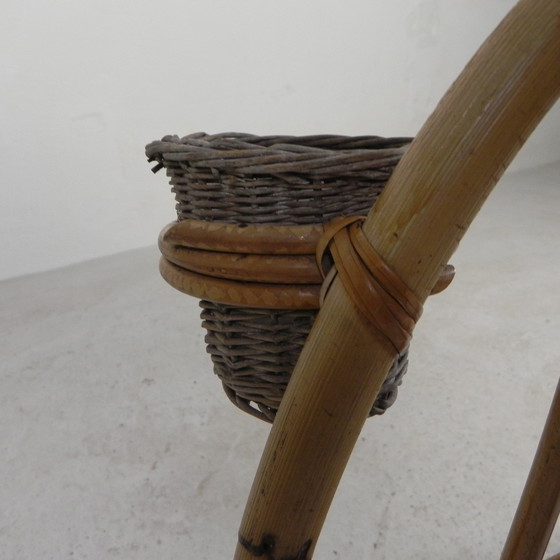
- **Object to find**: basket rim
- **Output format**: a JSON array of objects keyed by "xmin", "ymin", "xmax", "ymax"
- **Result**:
[
  {"xmin": 146, "ymin": 132, "xmax": 413, "ymax": 177},
  {"xmin": 147, "ymin": 131, "xmax": 413, "ymax": 151}
]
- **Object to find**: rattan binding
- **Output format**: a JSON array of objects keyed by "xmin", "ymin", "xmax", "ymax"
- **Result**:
[{"xmin": 147, "ymin": 132, "xmax": 413, "ymax": 422}]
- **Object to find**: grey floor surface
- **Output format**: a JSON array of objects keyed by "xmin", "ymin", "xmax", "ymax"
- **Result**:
[{"xmin": 2, "ymin": 162, "xmax": 560, "ymax": 559}]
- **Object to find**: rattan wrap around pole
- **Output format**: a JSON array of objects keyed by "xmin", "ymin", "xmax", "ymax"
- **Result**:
[{"xmin": 234, "ymin": 1, "xmax": 560, "ymax": 558}]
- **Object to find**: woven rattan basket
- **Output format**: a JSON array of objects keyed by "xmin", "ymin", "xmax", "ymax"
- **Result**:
[{"xmin": 147, "ymin": 132, "xmax": 413, "ymax": 422}]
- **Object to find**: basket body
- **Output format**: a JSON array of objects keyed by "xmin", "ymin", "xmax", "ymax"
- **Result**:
[{"xmin": 147, "ymin": 132, "xmax": 412, "ymax": 422}]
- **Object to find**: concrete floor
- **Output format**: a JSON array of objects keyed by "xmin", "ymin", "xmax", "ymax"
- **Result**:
[{"xmin": 2, "ymin": 162, "xmax": 560, "ymax": 559}]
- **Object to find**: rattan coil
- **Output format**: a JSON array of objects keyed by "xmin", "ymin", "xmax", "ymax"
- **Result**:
[{"xmin": 147, "ymin": 132, "xmax": 413, "ymax": 422}]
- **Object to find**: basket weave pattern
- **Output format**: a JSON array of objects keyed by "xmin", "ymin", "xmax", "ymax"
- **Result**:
[{"xmin": 147, "ymin": 132, "xmax": 412, "ymax": 422}]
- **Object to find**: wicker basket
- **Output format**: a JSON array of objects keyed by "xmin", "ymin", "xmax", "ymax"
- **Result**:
[{"xmin": 147, "ymin": 132, "xmax": 413, "ymax": 422}]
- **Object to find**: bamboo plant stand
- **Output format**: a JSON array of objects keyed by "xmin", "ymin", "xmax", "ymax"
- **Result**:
[
  {"xmin": 229, "ymin": 0, "xmax": 560, "ymax": 557},
  {"xmin": 146, "ymin": 0, "xmax": 560, "ymax": 557}
]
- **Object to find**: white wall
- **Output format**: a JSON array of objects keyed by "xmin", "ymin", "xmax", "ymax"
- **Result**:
[{"xmin": 2, "ymin": 0, "xmax": 558, "ymax": 281}]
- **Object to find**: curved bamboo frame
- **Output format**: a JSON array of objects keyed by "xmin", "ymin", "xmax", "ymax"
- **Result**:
[
  {"xmin": 234, "ymin": 0, "xmax": 560, "ymax": 558},
  {"xmin": 501, "ymin": 378, "xmax": 560, "ymax": 560}
]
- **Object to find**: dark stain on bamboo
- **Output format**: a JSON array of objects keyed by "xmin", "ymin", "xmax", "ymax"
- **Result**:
[{"xmin": 238, "ymin": 533, "xmax": 312, "ymax": 560}]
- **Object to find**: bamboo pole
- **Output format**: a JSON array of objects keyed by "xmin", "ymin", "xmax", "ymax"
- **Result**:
[
  {"xmin": 500, "ymin": 378, "xmax": 560, "ymax": 560},
  {"xmin": 235, "ymin": 1, "xmax": 560, "ymax": 558}
]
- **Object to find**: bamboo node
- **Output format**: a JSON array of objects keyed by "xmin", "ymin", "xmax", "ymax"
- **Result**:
[{"xmin": 238, "ymin": 532, "xmax": 312, "ymax": 560}]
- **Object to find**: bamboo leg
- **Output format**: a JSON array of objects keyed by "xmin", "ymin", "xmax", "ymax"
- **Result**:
[
  {"xmin": 234, "ymin": 1, "xmax": 560, "ymax": 558},
  {"xmin": 500, "ymin": 379, "xmax": 560, "ymax": 560}
]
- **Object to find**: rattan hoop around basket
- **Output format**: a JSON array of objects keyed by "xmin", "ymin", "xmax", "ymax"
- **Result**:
[{"xmin": 147, "ymin": 132, "xmax": 413, "ymax": 422}]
